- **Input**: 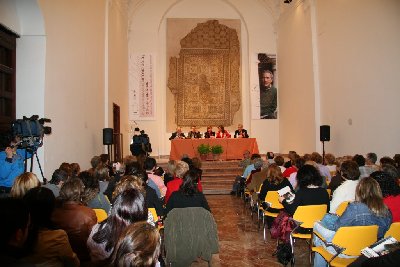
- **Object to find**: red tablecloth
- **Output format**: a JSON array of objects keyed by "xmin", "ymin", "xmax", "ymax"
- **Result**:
[{"xmin": 169, "ymin": 138, "xmax": 259, "ymax": 160}]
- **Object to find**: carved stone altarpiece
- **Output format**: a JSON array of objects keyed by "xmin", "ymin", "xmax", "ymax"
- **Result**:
[{"xmin": 168, "ymin": 20, "xmax": 241, "ymax": 127}]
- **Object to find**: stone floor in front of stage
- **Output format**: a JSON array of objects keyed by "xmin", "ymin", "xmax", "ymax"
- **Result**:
[{"xmin": 207, "ymin": 194, "xmax": 311, "ymax": 267}]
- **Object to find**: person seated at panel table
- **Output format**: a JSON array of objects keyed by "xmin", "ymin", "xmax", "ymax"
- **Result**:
[
  {"xmin": 204, "ymin": 126, "xmax": 215, "ymax": 139},
  {"xmin": 234, "ymin": 123, "xmax": 249, "ymax": 138},
  {"xmin": 187, "ymin": 126, "xmax": 202, "ymax": 139},
  {"xmin": 169, "ymin": 127, "xmax": 186, "ymax": 140},
  {"xmin": 216, "ymin": 125, "xmax": 231, "ymax": 138}
]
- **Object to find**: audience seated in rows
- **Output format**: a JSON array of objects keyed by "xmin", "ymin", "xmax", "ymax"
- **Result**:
[
  {"xmin": 327, "ymin": 157, "xmax": 346, "ymax": 194},
  {"xmin": 274, "ymin": 155, "xmax": 286, "ymax": 173},
  {"xmin": 371, "ymin": 170, "xmax": 400, "ymax": 222},
  {"xmin": 0, "ymin": 198, "xmax": 34, "ymax": 267},
  {"xmin": 51, "ymin": 178, "xmax": 97, "ymax": 262},
  {"xmin": 79, "ymin": 171, "xmax": 111, "ymax": 214},
  {"xmin": 145, "ymin": 157, "xmax": 167, "ymax": 198},
  {"xmin": 311, "ymin": 152, "xmax": 332, "ymax": 183},
  {"xmin": 329, "ymin": 160, "xmax": 360, "ymax": 213},
  {"xmin": 259, "ymin": 164, "xmax": 293, "ymax": 228},
  {"xmin": 279, "ymin": 165, "xmax": 330, "ymax": 216},
  {"xmin": 109, "ymin": 221, "xmax": 161, "ymax": 267},
  {"xmin": 23, "ymin": 187, "xmax": 80, "ymax": 267},
  {"xmin": 10, "ymin": 172, "xmax": 40, "ymax": 199},
  {"xmin": 165, "ymin": 160, "xmax": 202, "ymax": 204},
  {"xmin": 288, "ymin": 157, "xmax": 305, "ymax": 191},
  {"xmin": 87, "ymin": 188, "xmax": 148, "ymax": 263},
  {"xmin": 313, "ymin": 177, "xmax": 392, "ymax": 267},
  {"xmin": 166, "ymin": 169, "xmax": 210, "ymax": 215},
  {"xmin": 42, "ymin": 169, "xmax": 68, "ymax": 198}
]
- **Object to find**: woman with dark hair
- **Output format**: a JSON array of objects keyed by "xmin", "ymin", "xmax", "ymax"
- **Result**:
[
  {"xmin": 371, "ymin": 171, "xmax": 400, "ymax": 222},
  {"xmin": 87, "ymin": 188, "xmax": 148, "ymax": 262},
  {"xmin": 79, "ymin": 171, "xmax": 111, "ymax": 213},
  {"xmin": 313, "ymin": 177, "xmax": 392, "ymax": 266},
  {"xmin": 51, "ymin": 178, "xmax": 97, "ymax": 262},
  {"xmin": 329, "ymin": 160, "xmax": 360, "ymax": 213},
  {"xmin": 109, "ymin": 221, "xmax": 161, "ymax": 267},
  {"xmin": 215, "ymin": 125, "xmax": 231, "ymax": 138},
  {"xmin": 23, "ymin": 187, "xmax": 80, "ymax": 266},
  {"xmin": 166, "ymin": 169, "xmax": 210, "ymax": 215},
  {"xmin": 279, "ymin": 165, "xmax": 330, "ymax": 215},
  {"xmin": 93, "ymin": 166, "xmax": 110, "ymax": 194}
]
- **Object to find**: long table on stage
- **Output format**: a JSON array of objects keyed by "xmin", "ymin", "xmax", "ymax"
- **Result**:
[{"xmin": 169, "ymin": 138, "xmax": 259, "ymax": 160}]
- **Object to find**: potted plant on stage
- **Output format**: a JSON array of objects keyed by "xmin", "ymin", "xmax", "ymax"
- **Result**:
[
  {"xmin": 211, "ymin": 145, "xmax": 223, "ymax": 160},
  {"xmin": 197, "ymin": 144, "xmax": 210, "ymax": 160}
]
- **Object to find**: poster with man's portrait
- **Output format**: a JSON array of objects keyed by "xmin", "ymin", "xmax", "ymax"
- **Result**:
[{"xmin": 251, "ymin": 53, "xmax": 277, "ymax": 119}]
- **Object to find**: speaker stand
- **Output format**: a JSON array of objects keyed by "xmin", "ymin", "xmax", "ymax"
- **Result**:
[
  {"xmin": 322, "ymin": 141, "xmax": 325, "ymax": 164},
  {"xmin": 107, "ymin": 144, "xmax": 113, "ymax": 162}
]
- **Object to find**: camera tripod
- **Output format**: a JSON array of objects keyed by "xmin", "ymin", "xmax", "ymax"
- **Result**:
[{"xmin": 24, "ymin": 146, "xmax": 46, "ymax": 183}]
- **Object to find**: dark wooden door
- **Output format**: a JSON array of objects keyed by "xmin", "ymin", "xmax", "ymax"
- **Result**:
[{"xmin": 113, "ymin": 103, "xmax": 122, "ymax": 161}]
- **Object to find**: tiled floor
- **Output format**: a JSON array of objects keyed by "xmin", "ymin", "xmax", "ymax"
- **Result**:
[{"xmin": 207, "ymin": 195, "xmax": 312, "ymax": 267}]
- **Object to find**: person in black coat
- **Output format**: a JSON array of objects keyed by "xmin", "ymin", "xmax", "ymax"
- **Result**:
[
  {"xmin": 166, "ymin": 169, "xmax": 210, "ymax": 215},
  {"xmin": 169, "ymin": 127, "xmax": 185, "ymax": 140},
  {"xmin": 234, "ymin": 124, "xmax": 249, "ymax": 138},
  {"xmin": 204, "ymin": 126, "xmax": 215, "ymax": 139},
  {"xmin": 187, "ymin": 126, "xmax": 201, "ymax": 139}
]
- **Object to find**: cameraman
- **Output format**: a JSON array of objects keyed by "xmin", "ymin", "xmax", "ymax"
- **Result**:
[{"xmin": 0, "ymin": 136, "xmax": 32, "ymax": 197}]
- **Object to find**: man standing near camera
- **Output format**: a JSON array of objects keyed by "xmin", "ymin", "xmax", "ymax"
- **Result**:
[{"xmin": 0, "ymin": 136, "xmax": 31, "ymax": 197}]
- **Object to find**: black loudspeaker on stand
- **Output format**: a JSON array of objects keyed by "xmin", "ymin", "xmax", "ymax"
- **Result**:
[
  {"xmin": 103, "ymin": 128, "xmax": 114, "ymax": 162},
  {"xmin": 320, "ymin": 125, "xmax": 330, "ymax": 163}
]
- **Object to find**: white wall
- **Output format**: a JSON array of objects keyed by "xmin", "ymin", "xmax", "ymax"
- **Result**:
[
  {"xmin": 277, "ymin": 1, "xmax": 317, "ymax": 155},
  {"xmin": 128, "ymin": 0, "xmax": 278, "ymax": 156},
  {"xmin": 317, "ymin": 0, "xmax": 400, "ymax": 158},
  {"xmin": 108, "ymin": 0, "xmax": 130, "ymax": 156},
  {"xmin": 277, "ymin": 0, "xmax": 400, "ymax": 158},
  {"xmin": 38, "ymin": 0, "xmax": 107, "ymax": 176}
]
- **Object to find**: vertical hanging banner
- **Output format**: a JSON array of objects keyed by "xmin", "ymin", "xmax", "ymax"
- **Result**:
[{"xmin": 129, "ymin": 53, "xmax": 155, "ymax": 120}]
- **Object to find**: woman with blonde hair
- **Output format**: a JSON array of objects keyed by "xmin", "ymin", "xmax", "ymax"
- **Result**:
[
  {"xmin": 259, "ymin": 164, "xmax": 293, "ymax": 201},
  {"xmin": 313, "ymin": 177, "xmax": 392, "ymax": 266},
  {"xmin": 10, "ymin": 172, "xmax": 40, "ymax": 198}
]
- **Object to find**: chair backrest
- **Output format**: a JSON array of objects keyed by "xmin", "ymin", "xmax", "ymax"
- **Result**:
[
  {"xmin": 264, "ymin": 191, "xmax": 284, "ymax": 209},
  {"xmin": 385, "ymin": 222, "xmax": 400, "ymax": 240},
  {"xmin": 335, "ymin": 201, "xmax": 350, "ymax": 216},
  {"xmin": 332, "ymin": 225, "xmax": 378, "ymax": 256},
  {"xmin": 93, "ymin": 208, "xmax": 107, "ymax": 223},
  {"xmin": 148, "ymin": 207, "xmax": 158, "ymax": 223},
  {"xmin": 257, "ymin": 183, "xmax": 263, "ymax": 193},
  {"xmin": 293, "ymin": 204, "xmax": 327, "ymax": 229},
  {"xmin": 326, "ymin": 189, "xmax": 331, "ymax": 198}
]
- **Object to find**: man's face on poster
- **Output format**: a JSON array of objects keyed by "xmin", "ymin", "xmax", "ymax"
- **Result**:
[{"xmin": 262, "ymin": 72, "xmax": 273, "ymax": 88}]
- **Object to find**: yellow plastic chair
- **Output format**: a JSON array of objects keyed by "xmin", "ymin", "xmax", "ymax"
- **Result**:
[
  {"xmin": 251, "ymin": 183, "xmax": 264, "ymax": 222},
  {"xmin": 149, "ymin": 207, "xmax": 163, "ymax": 230},
  {"xmin": 326, "ymin": 189, "xmax": 331, "ymax": 198},
  {"xmin": 93, "ymin": 208, "xmax": 107, "ymax": 223},
  {"xmin": 290, "ymin": 204, "xmax": 327, "ymax": 265},
  {"xmin": 335, "ymin": 201, "xmax": 350, "ymax": 216},
  {"xmin": 385, "ymin": 222, "xmax": 400, "ymax": 240},
  {"xmin": 262, "ymin": 191, "xmax": 284, "ymax": 241},
  {"xmin": 312, "ymin": 225, "xmax": 378, "ymax": 267}
]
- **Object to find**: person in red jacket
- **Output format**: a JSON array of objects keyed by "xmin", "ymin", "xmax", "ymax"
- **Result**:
[{"xmin": 165, "ymin": 160, "xmax": 202, "ymax": 204}]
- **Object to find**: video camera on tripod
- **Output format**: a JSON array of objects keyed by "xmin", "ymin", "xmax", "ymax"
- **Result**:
[{"xmin": 12, "ymin": 115, "xmax": 52, "ymax": 150}]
